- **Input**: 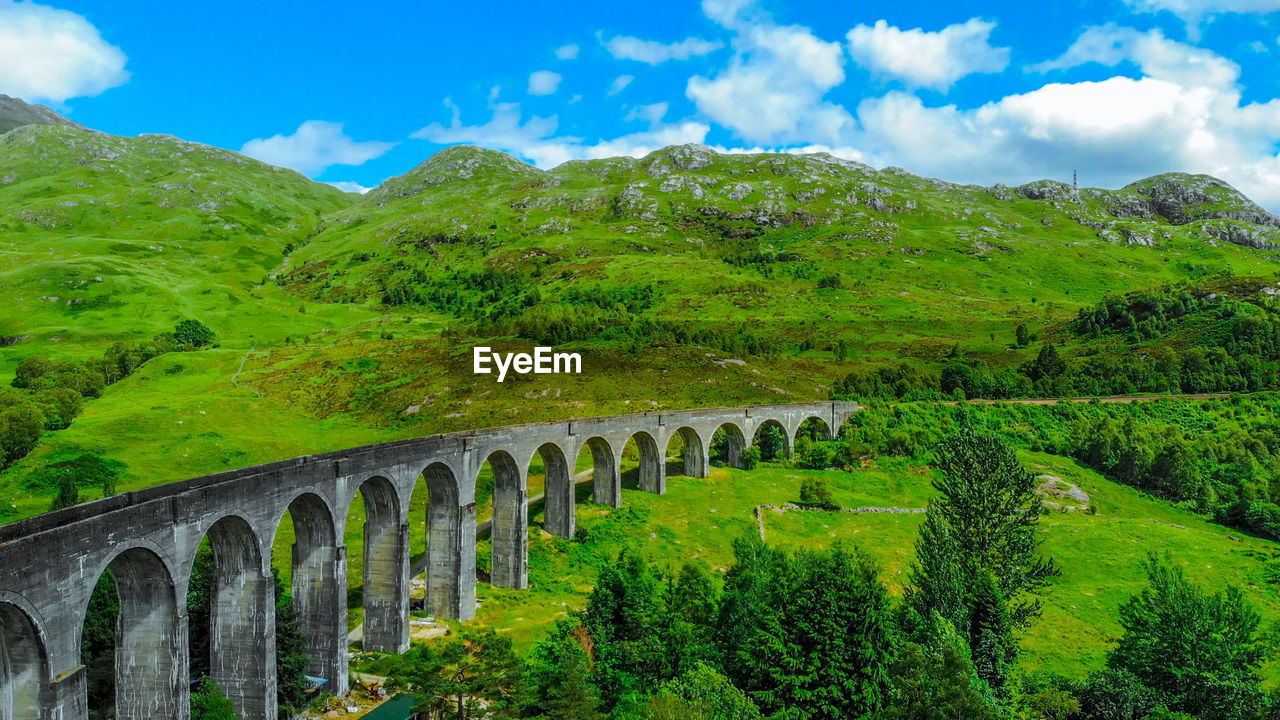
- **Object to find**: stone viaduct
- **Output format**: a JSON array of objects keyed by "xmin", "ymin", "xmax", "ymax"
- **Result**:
[{"xmin": 0, "ymin": 401, "xmax": 857, "ymax": 719}]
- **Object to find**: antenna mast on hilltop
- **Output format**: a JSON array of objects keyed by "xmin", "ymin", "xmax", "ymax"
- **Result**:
[{"xmin": 1073, "ymin": 169, "xmax": 1078, "ymax": 191}]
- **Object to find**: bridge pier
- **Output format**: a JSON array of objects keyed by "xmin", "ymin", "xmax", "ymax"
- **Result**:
[
  {"xmin": 211, "ymin": 568, "xmax": 277, "ymax": 720},
  {"xmin": 587, "ymin": 438, "xmax": 621, "ymax": 508},
  {"xmin": 490, "ymin": 456, "xmax": 528, "ymax": 590},
  {"xmin": 47, "ymin": 666, "xmax": 86, "ymax": 720},
  {"xmin": 541, "ymin": 445, "xmax": 575, "ymax": 539},
  {"xmin": 362, "ymin": 522, "xmax": 409, "ymax": 654},
  {"xmin": 634, "ymin": 432, "xmax": 664, "ymax": 495},
  {"xmin": 0, "ymin": 402, "xmax": 859, "ymax": 719},
  {"xmin": 292, "ymin": 543, "xmax": 348, "ymax": 696},
  {"xmin": 111, "ymin": 547, "xmax": 188, "ymax": 720}
]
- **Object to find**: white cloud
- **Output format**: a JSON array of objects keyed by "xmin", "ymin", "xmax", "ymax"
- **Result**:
[
  {"xmin": 848, "ymin": 73, "xmax": 1280, "ymax": 209},
  {"xmin": 327, "ymin": 181, "xmax": 372, "ymax": 194},
  {"xmin": 603, "ymin": 35, "xmax": 724, "ymax": 64},
  {"xmin": 527, "ymin": 70, "xmax": 562, "ymax": 96},
  {"xmin": 555, "ymin": 43, "xmax": 580, "ymax": 60},
  {"xmin": 413, "ymin": 101, "xmax": 557, "ymax": 152},
  {"xmin": 608, "ymin": 75, "xmax": 634, "ymax": 95},
  {"xmin": 686, "ymin": 17, "xmax": 853, "ymax": 146},
  {"xmin": 1121, "ymin": 0, "xmax": 1280, "ymax": 24},
  {"xmin": 626, "ymin": 102, "xmax": 669, "ymax": 125},
  {"xmin": 0, "ymin": 1, "xmax": 128, "ymax": 103},
  {"xmin": 240, "ymin": 121, "xmax": 395, "ymax": 176},
  {"xmin": 1030, "ymin": 25, "xmax": 1239, "ymax": 88},
  {"xmin": 412, "ymin": 101, "xmax": 709, "ymax": 169},
  {"xmin": 846, "ymin": 18, "xmax": 1010, "ymax": 91}
]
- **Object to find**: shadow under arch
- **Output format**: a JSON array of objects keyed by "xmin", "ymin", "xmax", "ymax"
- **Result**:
[
  {"xmin": 0, "ymin": 600, "xmax": 49, "ymax": 719},
  {"xmin": 190, "ymin": 514, "xmax": 275, "ymax": 720},
  {"xmin": 422, "ymin": 462, "xmax": 471, "ymax": 619},
  {"xmin": 581, "ymin": 436, "xmax": 620, "ymax": 508},
  {"xmin": 272, "ymin": 492, "xmax": 345, "ymax": 693},
  {"xmin": 751, "ymin": 418, "xmax": 791, "ymax": 462},
  {"xmin": 486, "ymin": 450, "xmax": 527, "ymax": 590},
  {"xmin": 624, "ymin": 430, "xmax": 663, "ymax": 494},
  {"xmin": 709, "ymin": 422, "xmax": 748, "ymax": 468},
  {"xmin": 350, "ymin": 475, "xmax": 406, "ymax": 654},
  {"xmin": 794, "ymin": 416, "xmax": 833, "ymax": 444},
  {"xmin": 665, "ymin": 426, "xmax": 707, "ymax": 479},
  {"xmin": 532, "ymin": 443, "xmax": 574, "ymax": 539}
]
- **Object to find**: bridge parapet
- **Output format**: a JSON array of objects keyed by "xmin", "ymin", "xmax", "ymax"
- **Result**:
[{"xmin": 0, "ymin": 400, "xmax": 857, "ymax": 719}]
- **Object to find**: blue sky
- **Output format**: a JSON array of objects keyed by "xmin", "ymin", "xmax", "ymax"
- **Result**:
[{"xmin": 3, "ymin": 0, "xmax": 1280, "ymax": 207}]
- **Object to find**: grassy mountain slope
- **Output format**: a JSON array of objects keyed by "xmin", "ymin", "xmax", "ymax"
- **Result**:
[
  {"xmin": 0, "ymin": 95, "xmax": 81, "ymax": 134},
  {"xmin": 4, "ymin": 140, "xmax": 1280, "ymax": 517},
  {"xmin": 282, "ymin": 146, "xmax": 1279, "ymax": 372},
  {"xmin": 0, "ymin": 124, "xmax": 363, "ymax": 373}
]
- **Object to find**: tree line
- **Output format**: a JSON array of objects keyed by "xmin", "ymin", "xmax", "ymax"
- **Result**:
[{"xmin": 360, "ymin": 428, "xmax": 1274, "ymax": 719}]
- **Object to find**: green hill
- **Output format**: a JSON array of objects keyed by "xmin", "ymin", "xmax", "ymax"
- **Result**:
[
  {"xmin": 0, "ymin": 124, "xmax": 358, "ymax": 371},
  {"xmin": 4, "ymin": 136, "xmax": 1280, "ymax": 508}
]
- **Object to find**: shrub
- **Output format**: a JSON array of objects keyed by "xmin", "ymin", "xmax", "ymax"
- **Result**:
[
  {"xmin": 799, "ymin": 477, "xmax": 836, "ymax": 509},
  {"xmin": 173, "ymin": 319, "xmax": 216, "ymax": 348}
]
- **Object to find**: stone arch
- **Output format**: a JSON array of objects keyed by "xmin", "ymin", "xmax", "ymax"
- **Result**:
[
  {"xmin": 626, "ymin": 430, "xmax": 664, "ymax": 494},
  {"xmin": 665, "ymin": 426, "xmax": 707, "ymax": 479},
  {"xmin": 486, "ymin": 450, "xmax": 527, "ymax": 590},
  {"xmin": 581, "ymin": 436, "xmax": 620, "ymax": 508},
  {"xmin": 85, "ymin": 546, "xmax": 186, "ymax": 720},
  {"xmin": 532, "ymin": 443, "xmax": 574, "ymax": 539},
  {"xmin": 422, "ymin": 462, "xmax": 472, "ymax": 620},
  {"xmin": 793, "ymin": 416, "xmax": 833, "ymax": 445},
  {"xmin": 710, "ymin": 422, "xmax": 748, "ymax": 468},
  {"xmin": 0, "ymin": 600, "xmax": 48, "ymax": 720},
  {"xmin": 351, "ymin": 475, "xmax": 407, "ymax": 654},
  {"xmin": 194, "ymin": 514, "xmax": 275, "ymax": 719},
  {"xmin": 272, "ymin": 492, "xmax": 345, "ymax": 694},
  {"xmin": 751, "ymin": 418, "xmax": 791, "ymax": 462}
]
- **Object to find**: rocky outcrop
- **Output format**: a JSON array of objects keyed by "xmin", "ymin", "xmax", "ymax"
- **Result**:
[
  {"xmin": 1200, "ymin": 221, "xmax": 1280, "ymax": 250},
  {"xmin": 1123, "ymin": 173, "xmax": 1280, "ymax": 228},
  {"xmin": 0, "ymin": 94, "xmax": 82, "ymax": 134}
]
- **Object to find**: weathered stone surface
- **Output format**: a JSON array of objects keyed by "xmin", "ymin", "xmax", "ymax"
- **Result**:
[{"xmin": 0, "ymin": 401, "xmax": 856, "ymax": 719}]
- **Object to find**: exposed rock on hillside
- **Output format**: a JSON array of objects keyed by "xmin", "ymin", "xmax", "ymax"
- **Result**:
[
  {"xmin": 1124, "ymin": 173, "xmax": 1279, "ymax": 228},
  {"xmin": 0, "ymin": 95, "xmax": 82, "ymax": 134},
  {"xmin": 368, "ymin": 145, "xmax": 540, "ymax": 204}
]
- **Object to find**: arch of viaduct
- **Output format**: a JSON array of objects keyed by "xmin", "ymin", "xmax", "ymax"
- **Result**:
[{"xmin": 0, "ymin": 401, "xmax": 857, "ymax": 720}]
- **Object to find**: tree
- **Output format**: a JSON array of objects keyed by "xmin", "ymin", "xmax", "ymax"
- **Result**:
[
  {"xmin": 1026, "ymin": 344, "xmax": 1066, "ymax": 382},
  {"xmin": 273, "ymin": 571, "xmax": 311, "ymax": 716},
  {"xmin": 650, "ymin": 663, "xmax": 762, "ymax": 720},
  {"xmin": 1015, "ymin": 324, "xmax": 1031, "ymax": 347},
  {"xmin": 49, "ymin": 473, "xmax": 79, "ymax": 511},
  {"xmin": 799, "ymin": 477, "xmax": 836, "ymax": 508},
  {"xmin": 32, "ymin": 388, "xmax": 82, "ymax": 430},
  {"xmin": 83, "ymin": 573, "xmax": 119, "ymax": 719},
  {"xmin": 660, "ymin": 562, "xmax": 720, "ymax": 677},
  {"xmin": 731, "ymin": 541, "xmax": 896, "ymax": 719},
  {"xmin": 584, "ymin": 548, "xmax": 666, "ymax": 709},
  {"xmin": 907, "ymin": 426, "xmax": 1059, "ymax": 692},
  {"xmin": 754, "ymin": 424, "xmax": 787, "ymax": 462},
  {"xmin": 527, "ymin": 622, "xmax": 603, "ymax": 720},
  {"xmin": 174, "ymin": 319, "xmax": 216, "ymax": 348},
  {"xmin": 191, "ymin": 677, "xmax": 237, "ymax": 720},
  {"xmin": 873, "ymin": 614, "xmax": 998, "ymax": 720},
  {"xmin": 1107, "ymin": 554, "xmax": 1268, "ymax": 720},
  {"xmin": 738, "ymin": 446, "xmax": 761, "ymax": 470},
  {"xmin": 0, "ymin": 404, "xmax": 44, "ymax": 466}
]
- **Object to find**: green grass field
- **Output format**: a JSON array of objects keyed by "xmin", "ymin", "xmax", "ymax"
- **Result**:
[{"xmin": 448, "ymin": 454, "xmax": 1280, "ymax": 685}]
